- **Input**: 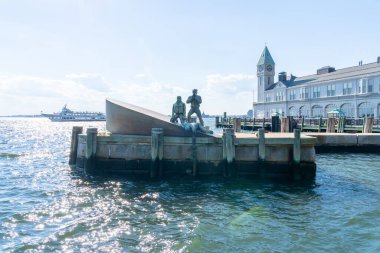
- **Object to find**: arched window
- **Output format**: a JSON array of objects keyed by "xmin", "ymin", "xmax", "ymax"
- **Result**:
[
  {"xmin": 340, "ymin": 103, "xmax": 354, "ymax": 118},
  {"xmin": 311, "ymin": 105, "xmax": 323, "ymax": 117},
  {"xmin": 324, "ymin": 104, "xmax": 337, "ymax": 117},
  {"xmin": 299, "ymin": 105, "xmax": 310, "ymax": 117},
  {"xmin": 358, "ymin": 102, "xmax": 374, "ymax": 118},
  {"xmin": 288, "ymin": 106, "xmax": 297, "ymax": 117}
]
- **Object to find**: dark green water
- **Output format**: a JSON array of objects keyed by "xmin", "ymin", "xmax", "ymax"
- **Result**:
[{"xmin": 0, "ymin": 118, "xmax": 379, "ymax": 252}]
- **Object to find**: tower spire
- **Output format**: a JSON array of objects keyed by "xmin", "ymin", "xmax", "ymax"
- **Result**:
[{"xmin": 257, "ymin": 46, "xmax": 275, "ymax": 66}]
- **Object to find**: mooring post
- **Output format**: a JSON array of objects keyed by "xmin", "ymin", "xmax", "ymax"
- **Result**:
[
  {"xmin": 215, "ymin": 116, "xmax": 220, "ymax": 128},
  {"xmin": 363, "ymin": 117, "xmax": 374, "ymax": 133},
  {"xmin": 318, "ymin": 116, "xmax": 322, "ymax": 132},
  {"xmin": 337, "ymin": 116, "xmax": 345, "ymax": 133},
  {"xmin": 233, "ymin": 118, "xmax": 241, "ymax": 133},
  {"xmin": 151, "ymin": 128, "xmax": 164, "ymax": 178},
  {"xmin": 69, "ymin": 126, "xmax": 83, "ymax": 165},
  {"xmin": 326, "ymin": 118, "xmax": 335, "ymax": 133},
  {"xmin": 222, "ymin": 128, "xmax": 236, "ymax": 177},
  {"xmin": 262, "ymin": 117, "xmax": 265, "ymax": 129},
  {"xmin": 281, "ymin": 117, "xmax": 289, "ymax": 132},
  {"xmin": 301, "ymin": 116, "xmax": 305, "ymax": 132},
  {"xmin": 85, "ymin": 127, "xmax": 98, "ymax": 171},
  {"xmin": 258, "ymin": 128, "xmax": 265, "ymax": 161},
  {"xmin": 293, "ymin": 129, "xmax": 301, "ymax": 180},
  {"xmin": 293, "ymin": 129, "xmax": 301, "ymax": 165}
]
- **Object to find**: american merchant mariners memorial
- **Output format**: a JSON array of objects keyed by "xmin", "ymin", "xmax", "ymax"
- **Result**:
[{"xmin": 253, "ymin": 46, "xmax": 380, "ymax": 118}]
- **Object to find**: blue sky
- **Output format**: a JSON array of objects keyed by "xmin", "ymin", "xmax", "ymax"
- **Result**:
[{"xmin": 0, "ymin": 0, "xmax": 379, "ymax": 115}]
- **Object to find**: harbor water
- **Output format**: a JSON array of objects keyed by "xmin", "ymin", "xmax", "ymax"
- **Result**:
[{"xmin": 0, "ymin": 118, "xmax": 379, "ymax": 252}]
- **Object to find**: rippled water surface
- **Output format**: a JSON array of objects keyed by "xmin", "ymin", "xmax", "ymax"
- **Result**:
[{"xmin": 1, "ymin": 118, "xmax": 380, "ymax": 252}]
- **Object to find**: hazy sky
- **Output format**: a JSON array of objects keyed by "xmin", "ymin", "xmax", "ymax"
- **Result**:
[{"xmin": 0, "ymin": 0, "xmax": 379, "ymax": 115}]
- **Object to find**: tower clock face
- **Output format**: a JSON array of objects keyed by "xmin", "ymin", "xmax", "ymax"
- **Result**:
[
  {"xmin": 266, "ymin": 65, "xmax": 273, "ymax": 72},
  {"xmin": 258, "ymin": 65, "xmax": 263, "ymax": 72}
]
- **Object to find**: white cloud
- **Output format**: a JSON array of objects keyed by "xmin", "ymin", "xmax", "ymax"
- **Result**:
[
  {"xmin": 0, "ymin": 73, "xmax": 256, "ymax": 116},
  {"xmin": 202, "ymin": 74, "xmax": 256, "ymax": 115},
  {"xmin": 65, "ymin": 73, "xmax": 110, "ymax": 92}
]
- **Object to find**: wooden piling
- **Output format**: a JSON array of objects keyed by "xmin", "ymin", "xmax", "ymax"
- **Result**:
[
  {"xmin": 281, "ymin": 117, "xmax": 289, "ymax": 132},
  {"xmin": 326, "ymin": 118, "xmax": 336, "ymax": 133},
  {"xmin": 262, "ymin": 118, "xmax": 265, "ymax": 129},
  {"xmin": 85, "ymin": 127, "xmax": 98, "ymax": 171},
  {"xmin": 337, "ymin": 116, "xmax": 345, "ymax": 133},
  {"xmin": 258, "ymin": 128, "xmax": 265, "ymax": 161},
  {"xmin": 233, "ymin": 118, "xmax": 241, "ymax": 133},
  {"xmin": 69, "ymin": 126, "xmax": 83, "ymax": 165},
  {"xmin": 318, "ymin": 117, "xmax": 322, "ymax": 132},
  {"xmin": 293, "ymin": 129, "xmax": 301, "ymax": 165},
  {"xmin": 363, "ymin": 117, "xmax": 374, "ymax": 133},
  {"xmin": 301, "ymin": 116, "xmax": 305, "ymax": 132},
  {"xmin": 151, "ymin": 128, "xmax": 164, "ymax": 178},
  {"xmin": 215, "ymin": 117, "xmax": 220, "ymax": 128},
  {"xmin": 222, "ymin": 128, "xmax": 235, "ymax": 177}
]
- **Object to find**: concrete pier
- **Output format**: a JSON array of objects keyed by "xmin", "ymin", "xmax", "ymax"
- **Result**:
[{"xmin": 74, "ymin": 128, "xmax": 317, "ymax": 180}]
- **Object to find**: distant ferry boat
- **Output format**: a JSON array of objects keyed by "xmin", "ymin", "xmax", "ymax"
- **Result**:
[{"xmin": 41, "ymin": 105, "xmax": 106, "ymax": 122}]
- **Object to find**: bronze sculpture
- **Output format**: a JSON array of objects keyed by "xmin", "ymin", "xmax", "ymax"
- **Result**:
[
  {"xmin": 186, "ymin": 89, "xmax": 204, "ymax": 126},
  {"xmin": 170, "ymin": 96, "xmax": 186, "ymax": 123}
]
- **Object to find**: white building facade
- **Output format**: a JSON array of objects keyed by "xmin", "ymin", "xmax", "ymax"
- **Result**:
[{"xmin": 253, "ymin": 47, "xmax": 380, "ymax": 118}]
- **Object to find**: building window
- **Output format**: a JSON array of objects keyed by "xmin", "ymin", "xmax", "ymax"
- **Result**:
[
  {"xmin": 327, "ymin": 84, "xmax": 336, "ymax": 96},
  {"xmin": 265, "ymin": 93, "xmax": 271, "ymax": 102},
  {"xmin": 358, "ymin": 79, "xmax": 367, "ymax": 94},
  {"xmin": 343, "ymin": 82, "xmax": 352, "ymax": 95},
  {"xmin": 300, "ymin": 88, "xmax": 308, "ymax": 99},
  {"xmin": 312, "ymin": 87, "xmax": 321, "ymax": 98},
  {"xmin": 289, "ymin": 90, "xmax": 296, "ymax": 101},
  {"xmin": 275, "ymin": 91, "xmax": 284, "ymax": 101},
  {"xmin": 368, "ymin": 79, "xmax": 374, "ymax": 93}
]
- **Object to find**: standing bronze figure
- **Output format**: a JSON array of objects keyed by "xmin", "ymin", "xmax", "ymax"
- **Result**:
[
  {"xmin": 186, "ymin": 89, "xmax": 204, "ymax": 126},
  {"xmin": 170, "ymin": 96, "xmax": 186, "ymax": 123}
]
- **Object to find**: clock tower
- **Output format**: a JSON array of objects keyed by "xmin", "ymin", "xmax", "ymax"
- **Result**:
[{"xmin": 256, "ymin": 46, "xmax": 275, "ymax": 103}]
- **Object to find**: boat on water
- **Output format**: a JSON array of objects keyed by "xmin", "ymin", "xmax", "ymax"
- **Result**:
[{"xmin": 42, "ymin": 104, "xmax": 106, "ymax": 122}]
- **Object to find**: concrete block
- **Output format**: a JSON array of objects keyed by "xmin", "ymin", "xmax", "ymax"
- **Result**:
[
  {"xmin": 307, "ymin": 133, "xmax": 357, "ymax": 146},
  {"xmin": 197, "ymin": 145, "xmax": 223, "ymax": 161},
  {"xmin": 163, "ymin": 144, "xmax": 192, "ymax": 160},
  {"xmin": 235, "ymin": 146, "xmax": 259, "ymax": 161},
  {"xmin": 97, "ymin": 143, "xmax": 151, "ymax": 159},
  {"xmin": 357, "ymin": 134, "xmax": 380, "ymax": 146},
  {"xmin": 300, "ymin": 146, "xmax": 315, "ymax": 162},
  {"xmin": 265, "ymin": 146, "xmax": 290, "ymax": 162}
]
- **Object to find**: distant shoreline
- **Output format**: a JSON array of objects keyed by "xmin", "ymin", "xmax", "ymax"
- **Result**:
[{"xmin": 0, "ymin": 115, "xmax": 45, "ymax": 118}]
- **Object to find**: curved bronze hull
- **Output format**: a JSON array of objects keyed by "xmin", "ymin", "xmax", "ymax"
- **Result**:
[{"xmin": 106, "ymin": 99, "xmax": 209, "ymax": 137}]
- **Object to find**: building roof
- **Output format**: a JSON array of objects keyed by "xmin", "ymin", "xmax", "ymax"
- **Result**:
[
  {"xmin": 266, "ymin": 61, "xmax": 380, "ymax": 90},
  {"xmin": 257, "ymin": 46, "xmax": 275, "ymax": 66}
]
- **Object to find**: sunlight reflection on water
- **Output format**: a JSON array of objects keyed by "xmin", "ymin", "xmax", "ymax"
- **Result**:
[{"xmin": 0, "ymin": 118, "xmax": 379, "ymax": 252}]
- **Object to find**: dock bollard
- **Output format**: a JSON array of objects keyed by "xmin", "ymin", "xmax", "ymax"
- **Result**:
[
  {"xmin": 233, "ymin": 118, "xmax": 241, "ymax": 133},
  {"xmin": 281, "ymin": 117, "xmax": 289, "ymax": 132},
  {"xmin": 363, "ymin": 117, "xmax": 374, "ymax": 133},
  {"xmin": 69, "ymin": 126, "xmax": 83, "ymax": 165},
  {"xmin": 258, "ymin": 128, "xmax": 265, "ymax": 161},
  {"xmin": 326, "ymin": 118, "xmax": 335, "ymax": 133},
  {"xmin": 222, "ymin": 128, "xmax": 235, "ymax": 177},
  {"xmin": 85, "ymin": 128, "xmax": 98, "ymax": 171},
  {"xmin": 151, "ymin": 128, "xmax": 164, "ymax": 178}
]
